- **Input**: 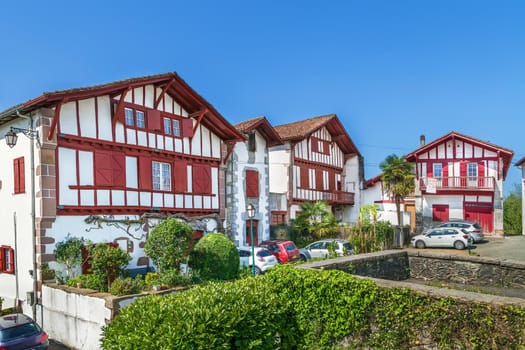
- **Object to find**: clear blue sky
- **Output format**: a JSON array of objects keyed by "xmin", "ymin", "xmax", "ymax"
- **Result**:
[{"xmin": 1, "ymin": 1, "xmax": 524, "ymax": 193}]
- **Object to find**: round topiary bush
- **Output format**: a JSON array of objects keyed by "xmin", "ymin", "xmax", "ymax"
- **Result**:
[{"xmin": 188, "ymin": 233, "xmax": 239, "ymax": 281}]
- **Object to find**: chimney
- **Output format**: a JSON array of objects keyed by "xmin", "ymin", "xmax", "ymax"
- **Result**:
[{"xmin": 420, "ymin": 134, "xmax": 425, "ymax": 147}]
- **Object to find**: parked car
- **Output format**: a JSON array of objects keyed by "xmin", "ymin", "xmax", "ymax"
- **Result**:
[
  {"xmin": 258, "ymin": 240, "xmax": 301, "ymax": 263},
  {"xmin": 238, "ymin": 247, "xmax": 279, "ymax": 274},
  {"xmin": 302, "ymin": 239, "xmax": 354, "ymax": 259},
  {"xmin": 0, "ymin": 313, "xmax": 49, "ymax": 349},
  {"xmin": 436, "ymin": 221, "xmax": 484, "ymax": 242},
  {"xmin": 411, "ymin": 227, "xmax": 473, "ymax": 250}
]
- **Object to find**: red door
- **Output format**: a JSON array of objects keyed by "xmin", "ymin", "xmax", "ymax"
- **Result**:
[
  {"xmin": 464, "ymin": 203, "xmax": 493, "ymax": 233},
  {"xmin": 246, "ymin": 220, "xmax": 259, "ymax": 246},
  {"xmin": 432, "ymin": 204, "xmax": 449, "ymax": 222}
]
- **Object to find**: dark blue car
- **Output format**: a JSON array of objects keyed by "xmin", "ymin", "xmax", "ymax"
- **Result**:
[{"xmin": 0, "ymin": 313, "xmax": 49, "ymax": 349}]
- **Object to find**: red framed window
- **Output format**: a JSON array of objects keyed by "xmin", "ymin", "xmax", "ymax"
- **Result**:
[
  {"xmin": 0, "ymin": 246, "xmax": 15, "ymax": 274},
  {"xmin": 246, "ymin": 170, "xmax": 259, "ymax": 197},
  {"xmin": 13, "ymin": 157, "xmax": 25, "ymax": 194},
  {"xmin": 162, "ymin": 115, "xmax": 193, "ymax": 138},
  {"xmin": 152, "ymin": 161, "xmax": 172, "ymax": 192},
  {"xmin": 123, "ymin": 107, "xmax": 146, "ymax": 129},
  {"xmin": 271, "ymin": 211, "xmax": 286, "ymax": 225}
]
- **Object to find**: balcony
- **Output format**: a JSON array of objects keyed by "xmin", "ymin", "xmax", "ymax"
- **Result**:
[
  {"xmin": 419, "ymin": 176, "xmax": 495, "ymax": 193},
  {"xmin": 293, "ymin": 189, "xmax": 355, "ymax": 205}
]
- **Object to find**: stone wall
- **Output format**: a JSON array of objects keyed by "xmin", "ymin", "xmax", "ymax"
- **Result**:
[{"xmin": 408, "ymin": 251, "xmax": 525, "ymax": 289}]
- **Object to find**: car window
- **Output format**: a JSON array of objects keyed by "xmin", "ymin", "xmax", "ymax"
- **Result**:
[
  {"xmin": 285, "ymin": 243, "xmax": 297, "ymax": 252},
  {"xmin": 342, "ymin": 242, "xmax": 353, "ymax": 251},
  {"xmin": 461, "ymin": 229, "xmax": 470, "ymax": 234},
  {"xmin": 0, "ymin": 323, "xmax": 41, "ymax": 342},
  {"xmin": 310, "ymin": 242, "xmax": 324, "ymax": 249},
  {"xmin": 428, "ymin": 230, "xmax": 442, "ymax": 236},
  {"xmin": 238, "ymin": 250, "xmax": 251, "ymax": 257},
  {"xmin": 473, "ymin": 223, "xmax": 482, "ymax": 230},
  {"xmin": 256, "ymin": 250, "xmax": 272, "ymax": 257},
  {"xmin": 445, "ymin": 229, "xmax": 457, "ymax": 235}
]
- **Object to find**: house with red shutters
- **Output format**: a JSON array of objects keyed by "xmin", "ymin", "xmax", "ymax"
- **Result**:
[
  {"xmin": 225, "ymin": 116, "xmax": 283, "ymax": 247},
  {"xmin": 406, "ymin": 132, "xmax": 513, "ymax": 235},
  {"xmin": 268, "ymin": 114, "xmax": 363, "ymax": 225},
  {"xmin": 0, "ymin": 72, "xmax": 244, "ymax": 315}
]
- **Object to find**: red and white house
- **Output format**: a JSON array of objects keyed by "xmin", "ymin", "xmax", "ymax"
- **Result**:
[
  {"xmin": 226, "ymin": 117, "xmax": 283, "ymax": 247},
  {"xmin": 406, "ymin": 132, "xmax": 514, "ymax": 235},
  {"xmin": 269, "ymin": 114, "xmax": 363, "ymax": 224},
  {"xmin": 0, "ymin": 72, "xmax": 244, "ymax": 312}
]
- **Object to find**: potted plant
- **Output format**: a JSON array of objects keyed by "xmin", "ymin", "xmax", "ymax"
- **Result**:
[{"xmin": 41, "ymin": 263, "xmax": 56, "ymax": 281}]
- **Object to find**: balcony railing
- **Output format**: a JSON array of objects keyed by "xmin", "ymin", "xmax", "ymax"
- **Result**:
[
  {"xmin": 293, "ymin": 189, "xmax": 355, "ymax": 205},
  {"xmin": 419, "ymin": 176, "xmax": 495, "ymax": 192}
]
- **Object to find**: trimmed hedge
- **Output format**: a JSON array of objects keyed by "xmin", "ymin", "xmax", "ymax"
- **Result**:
[
  {"xmin": 188, "ymin": 233, "xmax": 240, "ymax": 281},
  {"xmin": 101, "ymin": 265, "xmax": 525, "ymax": 349}
]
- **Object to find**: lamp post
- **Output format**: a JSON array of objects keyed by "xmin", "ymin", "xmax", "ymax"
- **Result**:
[
  {"xmin": 246, "ymin": 203, "xmax": 256, "ymax": 276},
  {"xmin": 6, "ymin": 121, "xmax": 39, "ymax": 322}
]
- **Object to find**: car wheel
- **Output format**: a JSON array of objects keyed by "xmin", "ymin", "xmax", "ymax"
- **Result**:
[
  {"xmin": 415, "ymin": 240, "xmax": 426, "ymax": 249},
  {"xmin": 454, "ymin": 241, "xmax": 465, "ymax": 250},
  {"xmin": 300, "ymin": 254, "xmax": 307, "ymax": 261},
  {"xmin": 254, "ymin": 266, "xmax": 262, "ymax": 275}
]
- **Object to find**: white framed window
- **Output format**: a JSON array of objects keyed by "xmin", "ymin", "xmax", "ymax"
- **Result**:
[
  {"xmin": 164, "ymin": 117, "xmax": 172, "ymax": 135},
  {"xmin": 152, "ymin": 161, "xmax": 171, "ymax": 191},
  {"xmin": 124, "ymin": 107, "xmax": 146, "ymax": 129},
  {"xmin": 468, "ymin": 162, "xmax": 477, "ymax": 179},
  {"xmin": 172, "ymin": 119, "xmax": 181, "ymax": 137},
  {"xmin": 125, "ymin": 108, "xmax": 134, "ymax": 126},
  {"xmin": 433, "ymin": 163, "xmax": 442, "ymax": 178},
  {"xmin": 136, "ymin": 110, "xmax": 145, "ymax": 128}
]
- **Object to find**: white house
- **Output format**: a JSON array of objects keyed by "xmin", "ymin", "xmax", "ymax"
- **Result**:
[
  {"xmin": 514, "ymin": 156, "xmax": 525, "ymax": 235},
  {"xmin": 268, "ymin": 114, "xmax": 363, "ymax": 224},
  {"xmin": 0, "ymin": 72, "xmax": 244, "ymax": 316},
  {"xmin": 225, "ymin": 116, "xmax": 283, "ymax": 247}
]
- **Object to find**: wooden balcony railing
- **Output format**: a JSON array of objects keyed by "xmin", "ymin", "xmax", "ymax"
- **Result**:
[
  {"xmin": 419, "ymin": 176, "xmax": 495, "ymax": 192},
  {"xmin": 293, "ymin": 189, "xmax": 355, "ymax": 205}
]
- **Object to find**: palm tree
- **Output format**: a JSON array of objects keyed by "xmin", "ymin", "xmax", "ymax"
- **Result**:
[
  {"xmin": 293, "ymin": 201, "xmax": 338, "ymax": 244},
  {"xmin": 380, "ymin": 154, "xmax": 415, "ymax": 247}
]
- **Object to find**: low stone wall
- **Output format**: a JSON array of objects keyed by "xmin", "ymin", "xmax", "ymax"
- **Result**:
[
  {"xmin": 299, "ymin": 250, "xmax": 410, "ymax": 280},
  {"xmin": 42, "ymin": 284, "xmax": 185, "ymax": 350},
  {"xmin": 408, "ymin": 251, "xmax": 525, "ymax": 289}
]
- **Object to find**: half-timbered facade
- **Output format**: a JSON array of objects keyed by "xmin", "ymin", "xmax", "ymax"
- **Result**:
[
  {"xmin": 226, "ymin": 117, "xmax": 283, "ymax": 247},
  {"xmin": 269, "ymin": 114, "xmax": 363, "ymax": 224},
  {"xmin": 0, "ymin": 73, "xmax": 243, "ymax": 312},
  {"xmin": 406, "ymin": 132, "xmax": 513, "ymax": 235}
]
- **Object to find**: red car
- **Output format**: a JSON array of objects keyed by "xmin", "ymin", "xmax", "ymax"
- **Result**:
[{"xmin": 259, "ymin": 240, "xmax": 301, "ymax": 264}]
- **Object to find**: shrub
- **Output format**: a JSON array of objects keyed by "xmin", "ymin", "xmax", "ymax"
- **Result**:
[
  {"xmin": 188, "ymin": 233, "xmax": 239, "ymax": 282},
  {"xmin": 157, "ymin": 269, "xmax": 192, "ymax": 287},
  {"xmin": 109, "ymin": 276, "xmax": 144, "ymax": 296},
  {"xmin": 89, "ymin": 243, "xmax": 131, "ymax": 292},
  {"xmin": 66, "ymin": 273, "xmax": 104, "ymax": 290},
  {"xmin": 144, "ymin": 219, "xmax": 193, "ymax": 273},
  {"xmin": 54, "ymin": 234, "xmax": 85, "ymax": 279}
]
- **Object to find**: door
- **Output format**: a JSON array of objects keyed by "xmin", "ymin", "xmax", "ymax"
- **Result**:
[
  {"xmin": 464, "ymin": 203, "xmax": 493, "ymax": 233},
  {"xmin": 307, "ymin": 241, "xmax": 328, "ymax": 258},
  {"xmin": 432, "ymin": 204, "xmax": 449, "ymax": 222},
  {"xmin": 405, "ymin": 203, "xmax": 416, "ymax": 233}
]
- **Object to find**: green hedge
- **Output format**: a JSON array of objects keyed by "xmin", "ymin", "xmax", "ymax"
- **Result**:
[
  {"xmin": 188, "ymin": 233, "xmax": 239, "ymax": 282},
  {"xmin": 101, "ymin": 265, "xmax": 525, "ymax": 349}
]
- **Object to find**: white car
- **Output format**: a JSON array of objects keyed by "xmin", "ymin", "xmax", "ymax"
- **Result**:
[
  {"xmin": 238, "ymin": 247, "xmax": 279, "ymax": 274},
  {"xmin": 302, "ymin": 239, "xmax": 354, "ymax": 259},
  {"xmin": 411, "ymin": 227, "xmax": 473, "ymax": 250},
  {"xmin": 437, "ymin": 221, "xmax": 484, "ymax": 243}
]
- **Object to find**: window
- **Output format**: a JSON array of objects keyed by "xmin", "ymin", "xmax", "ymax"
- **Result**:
[
  {"xmin": 13, "ymin": 157, "xmax": 25, "ymax": 194},
  {"xmin": 0, "ymin": 246, "xmax": 15, "ymax": 274},
  {"xmin": 433, "ymin": 163, "xmax": 442, "ymax": 178},
  {"xmin": 163, "ymin": 116, "xmax": 182, "ymax": 137},
  {"xmin": 468, "ymin": 162, "xmax": 477, "ymax": 178},
  {"xmin": 152, "ymin": 161, "xmax": 171, "ymax": 191},
  {"xmin": 124, "ymin": 107, "xmax": 146, "ymax": 129},
  {"xmin": 248, "ymin": 133, "xmax": 256, "ymax": 152}
]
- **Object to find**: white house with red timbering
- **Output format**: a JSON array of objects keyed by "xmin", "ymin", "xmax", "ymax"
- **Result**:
[
  {"xmin": 225, "ymin": 117, "xmax": 283, "ymax": 247},
  {"xmin": 0, "ymin": 72, "xmax": 244, "ymax": 314},
  {"xmin": 514, "ymin": 156, "xmax": 525, "ymax": 235},
  {"xmin": 268, "ymin": 114, "xmax": 363, "ymax": 225},
  {"xmin": 406, "ymin": 132, "xmax": 513, "ymax": 235}
]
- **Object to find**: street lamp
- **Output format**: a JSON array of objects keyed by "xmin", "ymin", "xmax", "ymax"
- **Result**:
[
  {"xmin": 246, "ymin": 203, "xmax": 256, "ymax": 276},
  {"xmin": 6, "ymin": 121, "xmax": 40, "ymax": 322}
]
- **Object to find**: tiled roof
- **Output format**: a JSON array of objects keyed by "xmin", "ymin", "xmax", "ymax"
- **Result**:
[
  {"xmin": 234, "ymin": 116, "xmax": 266, "ymax": 133},
  {"xmin": 234, "ymin": 116, "xmax": 283, "ymax": 147},
  {"xmin": 274, "ymin": 114, "xmax": 335, "ymax": 141}
]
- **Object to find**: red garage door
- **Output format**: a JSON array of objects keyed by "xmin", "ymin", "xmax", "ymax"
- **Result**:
[
  {"xmin": 464, "ymin": 202, "xmax": 493, "ymax": 233},
  {"xmin": 432, "ymin": 204, "xmax": 449, "ymax": 222}
]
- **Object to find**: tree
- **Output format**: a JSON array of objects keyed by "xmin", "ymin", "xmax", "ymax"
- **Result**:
[
  {"xmin": 293, "ymin": 201, "xmax": 338, "ymax": 245},
  {"xmin": 503, "ymin": 184, "xmax": 522, "ymax": 235},
  {"xmin": 380, "ymin": 154, "xmax": 415, "ymax": 247},
  {"xmin": 188, "ymin": 233, "xmax": 239, "ymax": 281},
  {"xmin": 89, "ymin": 243, "xmax": 132, "ymax": 291},
  {"xmin": 144, "ymin": 218, "xmax": 194, "ymax": 273},
  {"xmin": 54, "ymin": 234, "xmax": 85, "ymax": 279}
]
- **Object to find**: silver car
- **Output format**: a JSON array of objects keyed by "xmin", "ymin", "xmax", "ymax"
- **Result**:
[
  {"xmin": 411, "ymin": 227, "xmax": 473, "ymax": 250},
  {"xmin": 437, "ymin": 221, "xmax": 484, "ymax": 243},
  {"xmin": 303, "ymin": 239, "xmax": 354, "ymax": 259},
  {"xmin": 238, "ymin": 247, "xmax": 278, "ymax": 274}
]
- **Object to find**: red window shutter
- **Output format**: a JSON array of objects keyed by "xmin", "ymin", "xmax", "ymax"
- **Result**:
[
  {"xmin": 329, "ymin": 170, "xmax": 335, "ymax": 191},
  {"xmin": 300, "ymin": 167, "xmax": 309, "ymax": 189},
  {"xmin": 139, "ymin": 157, "xmax": 152, "ymax": 190},
  {"xmin": 0, "ymin": 248, "xmax": 4, "ymax": 271},
  {"xmin": 174, "ymin": 162, "xmax": 187, "ymax": 192},
  {"xmin": 112, "ymin": 152, "xmax": 126, "ymax": 187},
  {"xmin": 246, "ymin": 170, "xmax": 259, "ymax": 197},
  {"xmin": 13, "ymin": 157, "xmax": 24, "ymax": 194},
  {"xmin": 323, "ymin": 141, "xmax": 331, "ymax": 155},
  {"xmin": 94, "ymin": 151, "xmax": 113, "ymax": 186},
  {"xmin": 316, "ymin": 169, "xmax": 323, "ymax": 190},
  {"xmin": 426, "ymin": 162, "xmax": 433, "ymax": 178},
  {"xmin": 443, "ymin": 164, "xmax": 449, "ymax": 187},
  {"xmin": 7, "ymin": 248, "xmax": 14, "ymax": 274},
  {"xmin": 460, "ymin": 162, "xmax": 467, "ymax": 177},
  {"xmin": 182, "ymin": 118, "xmax": 193, "ymax": 138},
  {"xmin": 147, "ymin": 109, "xmax": 161, "ymax": 131},
  {"xmin": 193, "ymin": 164, "xmax": 211, "ymax": 194},
  {"xmin": 311, "ymin": 138, "xmax": 319, "ymax": 152},
  {"xmin": 478, "ymin": 161, "xmax": 485, "ymax": 187}
]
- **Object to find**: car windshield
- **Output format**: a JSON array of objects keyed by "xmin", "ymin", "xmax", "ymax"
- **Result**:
[
  {"xmin": 256, "ymin": 250, "xmax": 272, "ymax": 257},
  {"xmin": 285, "ymin": 243, "xmax": 297, "ymax": 252},
  {"xmin": 0, "ymin": 323, "xmax": 40, "ymax": 342}
]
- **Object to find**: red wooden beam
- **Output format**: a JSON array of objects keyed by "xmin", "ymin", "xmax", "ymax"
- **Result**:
[
  {"xmin": 112, "ymin": 86, "xmax": 131, "ymax": 125},
  {"xmin": 47, "ymin": 98, "xmax": 67, "ymax": 140},
  {"xmin": 154, "ymin": 78, "xmax": 175, "ymax": 109},
  {"xmin": 191, "ymin": 108, "xmax": 208, "ymax": 137},
  {"xmin": 222, "ymin": 141, "xmax": 235, "ymax": 165}
]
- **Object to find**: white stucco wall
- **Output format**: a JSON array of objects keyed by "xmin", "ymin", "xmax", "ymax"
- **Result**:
[
  {"xmin": 268, "ymin": 145, "xmax": 291, "ymax": 195},
  {"xmin": 342, "ymin": 156, "xmax": 362, "ymax": 223}
]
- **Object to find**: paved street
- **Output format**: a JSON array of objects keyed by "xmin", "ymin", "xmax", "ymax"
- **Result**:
[
  {"xmin": 49, "ymin": 339, "xmax": 70, "ymax": 350},
  {"xmin": 471, "ymin": 235, "xmax": 525, "ymax": 261}
]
